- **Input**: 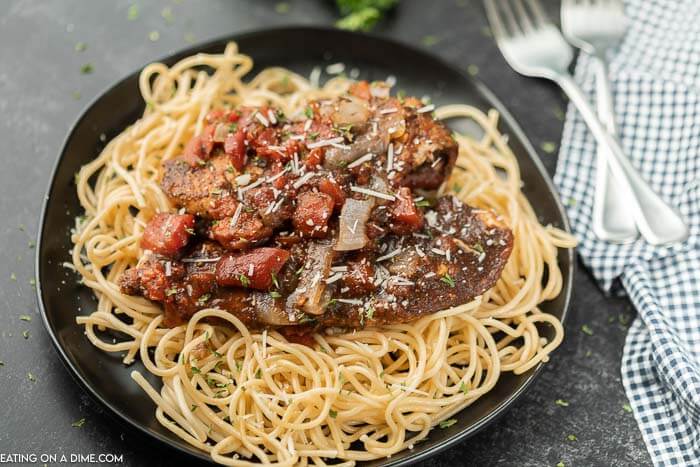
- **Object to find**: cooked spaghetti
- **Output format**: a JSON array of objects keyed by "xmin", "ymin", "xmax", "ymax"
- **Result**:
[{"xmin": 71, "ymin": 42, "xmax": 575, "ymax": 466}]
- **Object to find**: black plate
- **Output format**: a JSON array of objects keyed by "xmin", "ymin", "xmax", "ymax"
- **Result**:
[{"xmin": 36, "ymin": 26, "xmax": 573, "ymax": 466}]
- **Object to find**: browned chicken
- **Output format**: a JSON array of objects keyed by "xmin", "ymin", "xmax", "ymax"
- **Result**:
[{"xmin": 119, "ymin": 82, "xmax": 513, "ymax": 341}]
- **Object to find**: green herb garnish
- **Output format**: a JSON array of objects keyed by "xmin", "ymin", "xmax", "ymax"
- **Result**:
[
  {"xmin": 540, "ymin": 141, "xmax": 557, "ymax": 154},
  {"xmin": 239, "ymin": 274, "xmax": 250, "ymax": 287},
  {"xmin": 439, "ymin": 419, "xmax": 457, "ymax": 429},
  {"xmin": 329, "ymin": 409, "xmax": 338, "ymax": 418},
  {"xmin": 71, "ymin": 418, "xmax": 86, "ymax": 428},
  {"xmin": 421, "ymin": 35, "xmax": 440, "ymax": 47},
  {"xmin": 196, "ymin": 294, "xmax": 211, "ymax": 306},
  {"xmin": 581, "ymin": 324, "xmax": 594, "ymax": 336},
  {"xmin": 440, "ymin": 273, "xmax": 455, "ymax": 288},
  {"xmin": 555, "ymin": 399, "xmax": 569, "ymax": 407},
  {"xmin": 127, "ymin": 3, "xmax": 139, "ymax": 20},
  {"xmin": 80, "ymin": 63, "xmax": 93, "ymax": 74},
  {"xmin": 334, "ymin": 0, "xmax": 398, "ymax": 32}
]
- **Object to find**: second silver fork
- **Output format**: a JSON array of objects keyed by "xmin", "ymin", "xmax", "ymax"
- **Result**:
[
  {"xmin": 484, "ymin": 0, "xmax": 688, "ymax": 245},
  {"xmin": 562, "ymin": 0, "xmax": 638, "ymax": 243}
]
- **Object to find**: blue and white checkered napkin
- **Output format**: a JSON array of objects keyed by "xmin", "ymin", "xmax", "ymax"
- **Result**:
[{"xmin": 553, "ymin": 0, "xmax": 700, "ymax": 464}]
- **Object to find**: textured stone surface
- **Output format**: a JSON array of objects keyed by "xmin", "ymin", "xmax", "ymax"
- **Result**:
[{"xmin": 0, "ymin": 0, "xmax": 650, "ymax": 465}]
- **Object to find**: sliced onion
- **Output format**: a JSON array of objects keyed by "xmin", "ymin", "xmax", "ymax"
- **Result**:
[
  {"xmin": 324, "ymin": 131, "xmax": 389, "ymax": 168},
  {"xmin": 370, "ymin": 83, "xmax": 391, "ymax": 98},
  {"xmin": 369, "ymin": 174, "xmax": 391, "ymax": 206},
  {"xmin": 335, "ymin": 198, "xmax": 374, "ymax": 251},
  {"xmin": 253, "ymin": 292, "xmax": 296, "ymax": 325},
  {"xmin": 213, "ymin": 123, "xmax": 229, "ymax": 143},
  {"xmin": 286, "ymin": 240, "xmax": 335, "ymax": 315},
  {"xmin": 331, "ymin": 99, "xmax": 370, "ymax": 127}
]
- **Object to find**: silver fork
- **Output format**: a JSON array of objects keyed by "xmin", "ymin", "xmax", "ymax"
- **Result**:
[
  {"xmin": 484, "ymin": 0, "xmax": 688, "ymax": 246},
  {"xmin": 562, "ymin": 0, "xmax": 637, "ymax": 243}
]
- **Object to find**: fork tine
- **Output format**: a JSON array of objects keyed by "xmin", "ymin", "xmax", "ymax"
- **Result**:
[
  {"xmin": 512, "ymin": 0, "xmax": 535, "ymax": 33},
  {"xmin": 484, "ymin": 0, "xmax": 507, "ymax": 41},
  {"xmin": 525, "ymin": 0, "xmax": 551, "ymax": 27},
  {"xmin": 497, "ymin": 0, "xmax": 524, "ymax": 36},
  {"xmin": 484, "ymin": 0, "xmax": 520, "ymax": 40}
]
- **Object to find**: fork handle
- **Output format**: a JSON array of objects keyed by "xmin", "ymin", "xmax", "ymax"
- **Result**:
[
  {"xmin": 592, "ymin": 54, "xmax": 638, "ymax": 243},
  {"xmin": 555, "ymin": 73, "xmax": 688, "ymax": 245}
]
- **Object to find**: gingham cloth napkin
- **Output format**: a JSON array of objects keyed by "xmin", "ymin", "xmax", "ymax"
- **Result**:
[{"xmin": 553, "ymin": 0, "xmax": 700, "ymax": 464}]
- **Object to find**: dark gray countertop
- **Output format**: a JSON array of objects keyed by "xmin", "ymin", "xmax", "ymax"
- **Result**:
[{"xmin": 0, "ymin": 0, "xmax": 650, "ymax": 465}]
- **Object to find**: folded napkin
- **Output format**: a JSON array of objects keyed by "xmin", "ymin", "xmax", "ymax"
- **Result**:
[{"xmin": 554, "ymin": 0, "xmax": 700, "ymax": 464}]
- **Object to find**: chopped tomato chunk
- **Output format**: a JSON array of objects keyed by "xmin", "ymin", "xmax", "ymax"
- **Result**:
[
  {"xmin": 205, "ymin": 109, "xmax": 225, "ymax": 124},
  {"xmin": 318, "ymin": 178, "xmax": 345, "ymax": 208},
  {"xmin": 293, "ymin": 192, "xmax": 334, "ymax": 238},
  {"xmin": 209, "ymin": 211, "xmax": 272, "ymax": 250},
  {"xmin": 304, "ymin": 148, "xmax": 325, "ymax": 168},
  {"xmin": 216, "ymin": 247, "xmax": 290, "ymax": 290},
  {"xmin": 349, "ymin": 81, "xmax": 371, "ymax": 100},
  {"xmin": 182, "ymin": 135, "xmax": 207, "ymax": 166},
  {"xmin": 141, "ymin": 213, "xmax": 195, "ymax": 257},
  {"xmin": 224, "ymin": 129, "xmax": 246, "ymax": 171},
  {"xmin": 182, "ymin": 125, "xmax": 216, "ymax": 167},
  {"xmin": 391, "ymin": 187, "xmax": 424, "ymax": 235}
]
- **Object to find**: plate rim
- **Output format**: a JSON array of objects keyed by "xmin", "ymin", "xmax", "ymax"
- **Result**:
[{"xmin": 35, "ymin": 25, "xmax": 574, "ymax": 466}]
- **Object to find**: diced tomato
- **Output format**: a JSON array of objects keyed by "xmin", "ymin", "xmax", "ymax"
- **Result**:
[
  {"xmin": 304, "ymin": 148, "xmax": 325, "ymax": 168},
  {"xmin": 349, "ymin": 81, "xmax": 371, "ymax": 100},
  {"xmin": 182, "ymin": 125, "xmax": 216, "ymax": 167},
  {"xmin": 292, "ymin": 192, "xmax": 334, "ymax": 238},
  {"xmin": 183, "ymin": 136, "xmax": 207, "ymax": 166},
  {"xmin": 318, "ymin": 178, "xmax": 345, "ymax": 208},
  {"xmin": 201, "ymin": 124, "xmax": 216, "ymax": 154},
  {"xmin": 285, "ymin": 140, "xmax": 301, "ymax": 159},
  {"xmin": 141, "ymin": 213, "xmax": 195, "ymax": 257},
  {"xmin": 224, "ymin": 129, "xmax": 246, "ymax": 171},
  {"xmin": 205, "ymin": 109, "xmax": 225, "ymax": 124},
  {"xmin": 216, "ymin": 247, "xmax": 290, "ymax": 290},
  {"xmin": 391, "ymin": 187, "xmax": 424, "ymax": 235},
  {"xmin": 209, "ymin": 211, "xmax": 272, "ymax": 250},
  {"xmin": 226, "ymin": 111, "xmax": 241, "ymax": 123},
  {"xmin": 254, "ymin": 128, "xmax": 286, "ymax": 161}
]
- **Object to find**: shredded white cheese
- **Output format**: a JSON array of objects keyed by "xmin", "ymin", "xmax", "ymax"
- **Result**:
[
  {"xmin": 386, "ymin": 143, "xmax": 394, "ymax": 172},
  {"xmin": 230, "ymin": 203, "xmax": 243, "ymax": 228},
  {"xmin": 376, "ymin": 248, "xmax": 402, "ymax": 262},
  {"xmin": 292, "ymin": 172, "xmax": 314, "ymax": 189},
  {"xmin": 307, "ymin": 136, "xmax": 344, "ymax": 149},
  {"xmin": 347, "ymin": 152, "xmax": 374, "ymax": 168},
  {"xmin": 254, "ymin": 112, "xmax": 270, "ymax": 127},
  {"xmin": 182, "ymin": 257, "xmax": 221, "ymax": 263},
  {"xmin": 350, "ymin": 186, "xmax": 395, "ymax": 201}
]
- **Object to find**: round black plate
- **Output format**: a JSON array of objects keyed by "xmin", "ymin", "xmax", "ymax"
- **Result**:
[{"xmin": 36, "ymin": 26, "xmax": 573, "ymax": 466}]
